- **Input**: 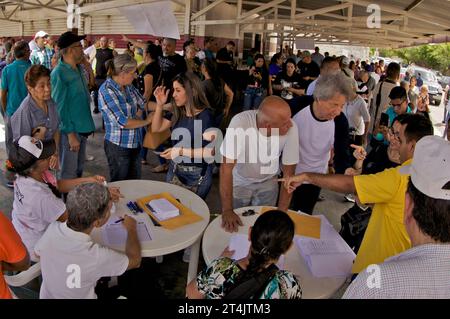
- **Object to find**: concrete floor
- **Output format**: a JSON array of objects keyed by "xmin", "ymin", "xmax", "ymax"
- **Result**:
[{"xmin": 0, "ymin": 95, "xmax": 446, "ymax": 298}]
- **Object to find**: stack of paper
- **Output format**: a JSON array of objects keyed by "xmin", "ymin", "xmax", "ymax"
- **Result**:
[
  {"xmin": 103, "ymin": 221, "xmax": 152, "ymax": 246},
  {"xmin": 294, "ymin": 237, "xmax": 355, "ymax": 278},
  {"xmin": 147, "ymin": 198, "xmax": 180, "ymax": 221},
  {"xmin": 228, "ymin": 234, "xmax": 285, "ymax": 269}
]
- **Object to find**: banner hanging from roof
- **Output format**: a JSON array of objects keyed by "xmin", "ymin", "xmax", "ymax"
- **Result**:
[
  {"xmin": 118, "ymin": 1, "xmax": 180, "ymax": 39},
  {"xmin": 295, "ymin": 38, "xmax": 315, "ymax": 50}
]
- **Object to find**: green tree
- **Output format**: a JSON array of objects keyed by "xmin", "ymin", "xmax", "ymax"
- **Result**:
[{"xmin": 376, "ymin": 43, "xmax": 450, "ymax": 74}]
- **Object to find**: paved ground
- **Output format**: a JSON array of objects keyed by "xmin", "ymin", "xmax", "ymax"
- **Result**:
[{"xmin": 0, "ymin": 94, "xmax": 446, "ymax": 298}]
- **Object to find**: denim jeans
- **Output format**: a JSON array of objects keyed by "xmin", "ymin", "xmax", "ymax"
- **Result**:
[
  {"xmin": 243, "ymin": 87, "xmax": 265, "ymax": 111},
  {"xmin": 166, "ymin": 161, "xmax": 213, "ymax": 199},
  {"xmin": 59, "ymin": 133, "xmax": 88, "ymax": 179},
  {"xmin": 93, "ymin": 78, "xmax": 106, "ymax": 108},
  {"xmin": 104, "ymin": 140, "xmax": 142, "ymax": 182},
  {"xmin": 232, "ymin": 177, "xmax": 279, "ymax": 209}
]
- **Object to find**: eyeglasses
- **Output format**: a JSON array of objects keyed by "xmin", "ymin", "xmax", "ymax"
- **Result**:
[
  {"xmin": 388, "ymin": 128, "xmax": 400, "ymax": 140},
  {"xmin": 391, "ymin": 100, "xmax": 406, "ymax": 108}
]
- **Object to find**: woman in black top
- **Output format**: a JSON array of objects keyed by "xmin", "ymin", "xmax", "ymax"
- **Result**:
[
  {"xmin": 243, "ymin": 54, "xmax": 269, "ymax": 111},
  {"xmin": 272, "ymin": 58, "xmax": 305, "ymax": 110},
  {"xmin": 201, "ymin": 59, "xmax": 234, "ymax": 129},
  {"xmin": 136, "ymin": 43, "xmax": 167, "ymax": 169}
]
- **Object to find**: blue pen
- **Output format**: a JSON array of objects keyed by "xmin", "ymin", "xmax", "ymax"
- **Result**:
[
  {"xmin": 126, "ymin": 202, "xmax": 137, "ymax": 215},
  {"xmin": 114, "ymin": 218, "xmax": 125, "ymax": 223},
  {"xmin": 131, "ymin": 201, "xmax": 143, "ymax": 213}
]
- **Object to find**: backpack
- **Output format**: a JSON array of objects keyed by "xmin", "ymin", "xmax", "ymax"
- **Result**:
[
  {"xmin": 339, "ymin": 204, "xmax": 372, "ymax": 254},
  {"xmin": 223, "ymin": 264, "xmax": 279, "ymax": 299}
]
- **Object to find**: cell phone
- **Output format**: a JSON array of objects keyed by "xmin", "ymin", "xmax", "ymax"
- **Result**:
[{"xmin": 379, "ymin": 113, "xmax": 389, "ymax": 127}]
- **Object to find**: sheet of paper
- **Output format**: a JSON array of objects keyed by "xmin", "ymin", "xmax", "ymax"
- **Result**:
[
  {"xmin": 260, "ymin": 207, "xmax": 321, "ymax": 238},
  {"xmin": 119, "ymin": 2, "xmax": 180, "ymax": 39},
  {"xmin": 228, "ymin": 234, "xmax": 285, "ymax": 269},
  {"xmin": 229, "ymin": 234, "xmax": 250, "ymax": 260},
  {"xmin": 103, "ymin": 222, "xmax": 152, "ymax": 246},
  {"xmin": 294, "ymin": 236, "xmax": 355, "ymax": 278}
]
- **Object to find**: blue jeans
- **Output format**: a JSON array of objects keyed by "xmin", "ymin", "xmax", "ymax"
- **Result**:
[
  {"xmin": 104, "ymin": 140, "xmax": 142, "ymax": 182},
  {"xmin": 243, "ymin": 87, "xmax": 265, "ymax": 111},
  {"xmin": 59, "ymin": 133, "xmax": 88, "ymax": 179},
  {"xmin": 166, "ymin": 161, "xmax": 213, "ymax": 199}
]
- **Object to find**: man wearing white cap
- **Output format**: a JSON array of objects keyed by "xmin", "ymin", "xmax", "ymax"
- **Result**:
[
  {"xmin": 30, "ymin": 31, "xmax": 53, "ymax": 70},
  {"xmin": 344, "ymin": 135, "xmax": 450, "ymax": 299}
]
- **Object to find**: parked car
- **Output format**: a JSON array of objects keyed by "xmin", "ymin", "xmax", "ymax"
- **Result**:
[
  {"xmin": 438, "ymin": 76, "xmax": 450, "ymax": 89},
  {"xmin": 412, "ymin": 66, "xmax": 443, "ymax": 105}
]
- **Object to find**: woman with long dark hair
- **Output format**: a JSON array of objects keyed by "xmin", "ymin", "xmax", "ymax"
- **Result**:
[
  {"xmin": 152, "ymin": 72, "xmax": 218, "ymax": 200},
  {"xmin": 243, "ymin": 53, "xmax": 269, "ymax": 111},
  {"xmin": 201, "ymin": 58, "xmax": 233, "ymax": 128},
  {"xmin": 187, "ymin": 210, "xmax": 302, "ymax": 299}
]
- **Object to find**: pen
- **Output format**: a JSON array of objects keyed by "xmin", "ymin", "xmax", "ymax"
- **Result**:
[
  {"xmin": 145, "ymin": 203, "xmax": 161, "ymax": 227},
  {"xmin": 126, "ymin": 202, "xmax": 137, "ymax": 215},
  {"xmin": 114, "ymin": 218, "xmax": 125, "ymax": 223},
  {"xmin": 132, "ymin": 201, "xmax": 143, "ymax": 213}
]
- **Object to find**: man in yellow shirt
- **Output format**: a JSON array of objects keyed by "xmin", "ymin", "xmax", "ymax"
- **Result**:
[{"xmin": 280, "ymin": 114, "xmax": 433, "ymax": 273}]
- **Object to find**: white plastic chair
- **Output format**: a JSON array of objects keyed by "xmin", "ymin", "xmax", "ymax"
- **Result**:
[{"xmin": 4, "ymin": 262, "xmax": 41, "ymax": 289}]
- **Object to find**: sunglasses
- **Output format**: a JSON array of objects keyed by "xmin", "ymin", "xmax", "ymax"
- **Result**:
[{"xmin": 242, "ymin": 209, "xmax": 257, "ymax": 216}]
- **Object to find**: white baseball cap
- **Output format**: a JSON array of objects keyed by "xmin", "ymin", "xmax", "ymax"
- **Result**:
[
  {"xmin": 400, "ymin": 135, "xmax": 450, "ymax": 200},
  {"xmin": 34, "ymin": 30, "xmax": 48, "ymax": 39},
  {"xmin": 7, "ymin": 136, "xmax": 56, "ymax": 173}
]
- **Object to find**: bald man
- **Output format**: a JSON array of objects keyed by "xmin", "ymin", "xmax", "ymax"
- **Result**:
[{"xmin": 219, "ymin": 96, "xmax": 300, "ymax": 232}]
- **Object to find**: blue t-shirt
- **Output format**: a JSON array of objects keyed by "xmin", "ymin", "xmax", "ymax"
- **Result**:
[
  {"xmin": 170, "ymin": 108, "xmax": 216, "ymax": 166},
  {"xmin": 1, "ymin": 60, "xmax": 31, "ymax": 116},
  {"xmin": 269, "ymin": 63, "xmax": 282, "ymax": 76},
  {"xmin": 385, "ymin": 105, "xmax": 412, "ymax": 127}
]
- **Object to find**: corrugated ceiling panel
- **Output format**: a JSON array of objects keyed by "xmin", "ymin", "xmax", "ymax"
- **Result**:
[
  {"xmin": 0, "ymin": 22, "xmax": 21, "ymax": 37},
  {"xmin": 90, "ymin": 13, "xmax": 185, "ymax": 35},
  {"xmin": 23, "ymin": 18, "xmax": 84, "ymax": 36}
]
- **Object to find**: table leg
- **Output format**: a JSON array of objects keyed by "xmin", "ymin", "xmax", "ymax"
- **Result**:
[{"xmin": 187, "ymin": 238, "xmax": 201, "ymax": 284}]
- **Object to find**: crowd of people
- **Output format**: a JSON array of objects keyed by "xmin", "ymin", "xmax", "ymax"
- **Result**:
[{"xmin": 0, "ymin": 31, "xmax": 449, "ymax": 300}]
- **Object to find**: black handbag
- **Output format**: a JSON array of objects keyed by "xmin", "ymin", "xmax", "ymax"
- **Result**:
[
  {"xmin": 168, "ymin": 163, "xmax": 206, "ymax": 194},
  {"xmin": 339, "ymin": 203, "xmax": 372, "ymax": 254}
]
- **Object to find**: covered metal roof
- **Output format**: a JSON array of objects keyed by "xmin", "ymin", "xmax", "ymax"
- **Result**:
[{"xmin": 0, "ymin": 0, "xmax": 448, "ymax": 48}]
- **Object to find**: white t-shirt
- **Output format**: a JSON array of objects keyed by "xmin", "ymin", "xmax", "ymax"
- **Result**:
[
  {"xmin": 343, "ymin": 95, "xmax": 370, "ymax": 136},
  {"xmin": 293, "ymin": 105, "xmax": 334, "ymax": 175},
  {"xmin": 12, "ymin": 175, "xmax": 66, "ymax": 262},
  {"xmin": 219, "ymin": 110, "xmax": 299, "ymax": 187},
  {"xmin": 35, "ymin": 222, "xmax": 129, "ymax": 299}
]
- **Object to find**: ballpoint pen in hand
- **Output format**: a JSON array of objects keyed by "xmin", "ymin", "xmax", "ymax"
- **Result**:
[{"xmin": 114, "ymin": 217, "xmax": 125, "ymax": 223}]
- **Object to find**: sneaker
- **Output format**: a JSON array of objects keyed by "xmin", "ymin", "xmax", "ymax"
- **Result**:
[
  {"xmin": 344, "ymin": 193, "xmax": 356, "ymax": 203},
  {"xmin": 6, "ymin": 181, "xmax": 14, "ymax": 188},
  {"xmin": 151, "ymin": 163, "xmax": 168, "ymax": 173},
  {"xmin": 86, "ymin": 155, "xmax": 95, "ymax": 161},
  {"xmin": 182, "ymin": 248, "xmax": 191, "ymax": 263}
]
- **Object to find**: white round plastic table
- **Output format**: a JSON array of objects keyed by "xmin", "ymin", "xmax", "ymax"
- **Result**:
[
  {"xmin": 91, "ymin": 179, "xmax": 210, "ymax": 284},
  {"xmin": 202, "ymin": 206, "xmax": 348, "ymax": 299}
]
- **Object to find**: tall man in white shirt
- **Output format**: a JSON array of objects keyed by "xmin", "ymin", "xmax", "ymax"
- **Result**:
[
  {"xmin": 291, "ymin": 72, "xmax": 353, "ymax": 214},
  {"xmin": 219, "ymin": 96, "xmax": 299, "ymax": 232}
]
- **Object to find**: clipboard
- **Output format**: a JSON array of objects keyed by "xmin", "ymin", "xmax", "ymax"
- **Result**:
[
  {"xmin": 260, "ymin": 207, "xmax": 321, "ymax": 239},
  {"xmin": 136, "ymin": 192, "xmax": 203, "ymax": 230}
]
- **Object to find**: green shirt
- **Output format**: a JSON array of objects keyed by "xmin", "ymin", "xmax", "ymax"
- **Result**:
[
  {"xmin": 1, "ymin": 59, "xmax": 31, "ymax": 116},
  {"xmin": 51, "ymin": 59, "xmax": 94, "ymax": 134}
]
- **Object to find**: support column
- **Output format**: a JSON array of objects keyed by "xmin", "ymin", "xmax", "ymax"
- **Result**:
[
  {"xmin": 184, "ymin": 0, "xmax": 192, "ymax": 38},
  {"xmin": 236, "ymin": 0, "xmax": 242, "ymax": 39},
  {"xmin": 67, "ymin": 0, "xmax": 81, "ymax": 34}
]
